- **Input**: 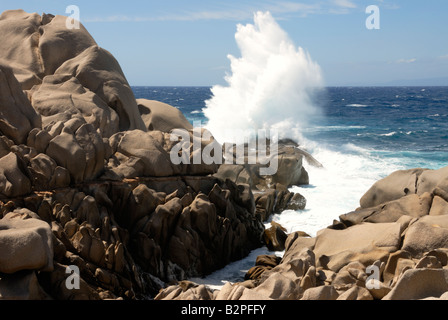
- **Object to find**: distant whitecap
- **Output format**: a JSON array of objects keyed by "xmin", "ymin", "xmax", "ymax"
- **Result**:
[{"xmin": 346, "ymin": 104, "xmax": 368, "ymax": 108}]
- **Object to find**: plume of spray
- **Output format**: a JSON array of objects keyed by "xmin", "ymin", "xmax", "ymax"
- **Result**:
[{"xmin": 203, "ymin": 11, "xmax": 324, "ymax": 145}]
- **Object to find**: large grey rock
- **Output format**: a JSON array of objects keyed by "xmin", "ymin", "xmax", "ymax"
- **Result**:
[
  {"xmin": 0, "ymin": 216, "xmax": 53, "ymax": 274},
  {"xmin": 0, "ymin": 152, "xmax": 32, "ymax": 198},
  {"xmin": 0, "ymin": 9, "xmax": 145, "ymax": 135},
  {"xmin": 46, "ymin": 119, "xmax": 105, "ymax": 183},
  {"xmin": 55, "ymin": 45, "xmax": 146, "ymax": 132},
  {"xmin": 0, "ymin": 10, "xmax": 96, "ymax": 89},
  {"xmin": 30, "ymin": 74, "xmax": 119, "ymax": 137},
  {"xmin": 37, "ymin": 14, "xmax": 97, "ymax": 76},
  {"xmin": 103, "ymin": 129, "xmax": 218, "ymax": 180},
  {"xmin": 360, "ymin": 166, "xmax": 448, "ymax": 209},
  {"xmin": 340, "ymin": 192, "xmax": 433, "ymax": 226},
  {"xmin": 402, "ymin": 215, "xmax": 448, "ymax": 258},
  {"xmin": 383, "ymin": 268, "xmax": 448, "ymax": 300},
  {"xmin": 417, "ymin": 166, "xmax": 448, "ymax": 195},
  {"xmin": 360, "ymin": 168, "xmax": 427, "ymax": 208},
  {"xmin": 137, "ymin": 99, "xmax": 193, "ymax": 133},
  {"xmin": 313, "ymin": 222, "xmax": 402, "ymax": 271},
  {"xmin": 0, "ymin": 10, "xmax": 44, "ymax": 89},
  {"xmin": 214, "ymin": 141, "xmax": 314, "ymax": 191}
]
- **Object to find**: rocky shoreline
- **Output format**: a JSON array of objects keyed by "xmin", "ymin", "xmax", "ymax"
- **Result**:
[
  {"xmin": 1, "ymin": 9, "xmax": 448, "ymax": 301},
  {"xmin": 156, "ymin": 166, "xmax": 448, "ymax": 300},
  {"xmin": 0, "ymin": 10, "xmax": 307, "ymax": 300}
]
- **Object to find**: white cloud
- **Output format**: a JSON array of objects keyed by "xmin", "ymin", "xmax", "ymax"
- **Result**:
[
  {"xmin": 396, "ymin": 58, "xmax": 417, "ymax": 64},
  {"xmin": 439, "ymin": 54, "xmax": 448, "ymax": 60},
  {"xmin": 84, "ymin": 9, "xmax": 252, "ymax": 23},
  {"xmin": 331, "ymin": 0, "xmax": 357, "ymax": 9},
  {"xmin": 83, "ymin": 1, "xmax": 352, "ymax": 23},
  {"xmin": 84, "ymin": 15, "xmax": 133, "ymax": 23}
]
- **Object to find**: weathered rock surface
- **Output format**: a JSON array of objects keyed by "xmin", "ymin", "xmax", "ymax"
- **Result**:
[
  {"xmin": 383, "ymin": 268, "xmax": 448, "ymax": 300},
  {"xmin": 0, "ymin": 64, "xmax": 42, "ymax": 145},
  {"xmin": 103, "ymin": 129, "xmax": 218, "ymax": 180},
  {"xmin": 0, "ymin": 213, "xmax": 53, "ymax": 274},
  {"xmin": 0, "ymin": 177, "xmax": 265, "ymax": 299},
  {"xmin": 30, "ymin": 75, "xmax": 120, "ymax": 137},
  {"xmin": 0, "ymin": 9, "xmax": 282, "ymax": 300},
  {"xmin": 137, "ymin": 99, "xmax": 193, "ymax": 133},
  {"xmin": 55, "ymin": 45, "xmax": 146, "ymax": 132},
  {"xmin": 0, "ymin": 9, "xmax": 145, "ymax": 133},
  {"xmin": 156, "ymin": 165, "xmax": 448, "ymax": 301},
  {"xmin": 0, "ymin": 152, "xmax": 32, "ymax": 198},
  {"xmin": 9, "ymin": 7, "xmax": 447, "ymax": 302},
  {"xmin": 214, "ymin": 139, "xmax": 318, "ymax": 191},
  {"xmin": 314, "ymin": 222, "xmax": 402, "ymax": 272}
]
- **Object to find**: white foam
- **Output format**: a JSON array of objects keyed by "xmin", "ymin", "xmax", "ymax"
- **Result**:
[
  {"xmin": 189, "ymin": 247, "xmax": 279, "ymax": 289},
  {"xmin": 269, "ymin": 145, "xmax": 403, "ymax": 237},
  {"xmin": 188, "ymin": 10, "xmax": 408, "ymax": 290},
  {"xmin": 380, "ymin": 131, "xmax": 397, "ymax": 137},
  {"xmin": 202, "ymin": 11, "xmax": 324, "ymax": 144},
  {"xmin": 303, "ymin": 125, "xmax": 366, "ymax": 132},
  {"xmin": 193, "ymin": 144, "xmax": 406, "ymax": 289},
  {"xmin": 346, "ymin": 104, "xmax": 368, "ymax": 108}
]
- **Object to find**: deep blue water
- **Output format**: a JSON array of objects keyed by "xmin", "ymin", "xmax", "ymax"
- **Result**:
[{"xmin": 132, "ymin": 86, "xmax": 448, "ymax": 170}]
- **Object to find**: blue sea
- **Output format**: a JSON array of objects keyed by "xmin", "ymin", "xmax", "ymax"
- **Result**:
[{"xmin": 132, "ymin": 86, "xmax": 448, "ymax": 287}]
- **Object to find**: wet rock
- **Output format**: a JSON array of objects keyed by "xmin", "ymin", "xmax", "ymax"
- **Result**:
[
  {"xmin": 245, "ymin": 255, "xmax": 282, "ymax": 281},
  {"xmin": 263, "ymin": 222, "xmax": 288, "ymax": 251}
]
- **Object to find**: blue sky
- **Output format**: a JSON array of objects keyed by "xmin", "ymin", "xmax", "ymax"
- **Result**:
[{"xmin": 1, "ymin": 0, "xmax": 448, "ymax": 86}]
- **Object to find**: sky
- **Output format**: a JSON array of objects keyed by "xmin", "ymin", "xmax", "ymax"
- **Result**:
[{"xmin": 1, "ymin": 0, "xmax": 448, "ymax": 86}]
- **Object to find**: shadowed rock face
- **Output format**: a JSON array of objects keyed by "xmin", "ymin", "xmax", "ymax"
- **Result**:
[
  {"xmin": 0, "ymin": 64, "xmax": 42, "ymax": 145},
  {"xmin": 0, "ymin": 10, "xmax": 281, "ymax": 300}
]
